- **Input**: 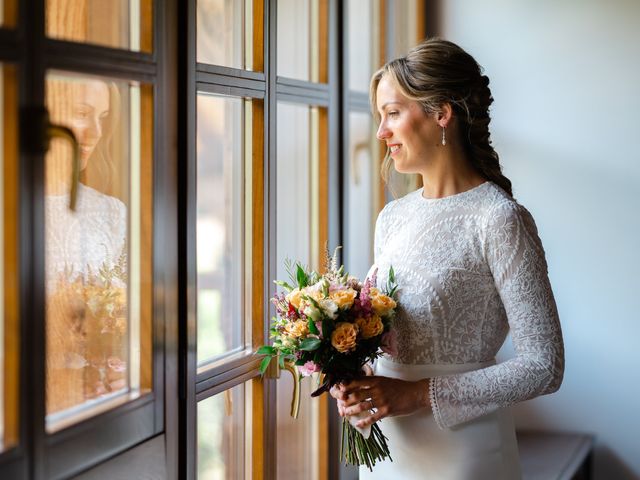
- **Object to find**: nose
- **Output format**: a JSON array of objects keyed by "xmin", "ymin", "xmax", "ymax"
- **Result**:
[
  {"xmin": 87, "ymin": 115, "xmax": 103, "ymax": 141},
  {"xmin": 376, "ymin": 120, "xmax": 391, "ymax": 141}
]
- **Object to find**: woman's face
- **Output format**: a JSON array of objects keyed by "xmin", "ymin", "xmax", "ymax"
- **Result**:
[
  {"xmin": 375, "ymin": 75, "xmax": 440, "ymax": 174},
  {"xmin": 70, "ymin": 80, "xmax": 110, "ymax": 169}
]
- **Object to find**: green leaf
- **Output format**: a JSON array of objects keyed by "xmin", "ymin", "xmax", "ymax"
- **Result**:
[
  {"xmin": 256, "ymin": 345, "xmax": 276, "ymax": 355},
  {"xmin": 274, "ymin": 280, "xmax": 295, "ymax": 292},
  {"xmin": 278, "ymin": 354, "xmax": 286, "ymax": 369},
  {"xmin": 296, "ymin": 264, "xmax": 308, "ymax": 288},
  {"xmin": 259, "ymin": 356, "xmax": 271, "ymax": 375},
  {"xmin": 389, "ymin": 265, "xmax": 395, "ymax": 283},
  {"xmin": 299, "ymin": 337, "xmax": 322, "ymax": 351},
  {"xmin": 308, "ymin": 319, "xmax": 319, "ymax": 335}
]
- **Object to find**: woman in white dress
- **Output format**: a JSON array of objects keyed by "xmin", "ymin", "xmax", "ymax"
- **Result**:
[
  {"xmin": 45, "ymin": 77, "xmax": 128, "ymax": 413},
  {"xmin": 330, "ymin": 39, "xmax": 564, "ymax": 479}
]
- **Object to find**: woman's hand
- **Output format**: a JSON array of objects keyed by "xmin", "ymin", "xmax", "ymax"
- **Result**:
[{"xmin": 329, "ymin": 375, "xmax": 432, "ymax": 428}]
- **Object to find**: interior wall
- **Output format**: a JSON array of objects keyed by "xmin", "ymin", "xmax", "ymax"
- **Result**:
[{"xmin": 438, "ymin": 1, "xmax": 640, "ymax": 478}]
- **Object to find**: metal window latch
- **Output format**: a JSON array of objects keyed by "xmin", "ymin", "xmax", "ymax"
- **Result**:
[
  {"xmin": 21, "ymin": 106, "xmax": 81, "ymax": 211},
  {"xmin": 264, "ymin": 358, "xmax": 301, "ymax": 419}
]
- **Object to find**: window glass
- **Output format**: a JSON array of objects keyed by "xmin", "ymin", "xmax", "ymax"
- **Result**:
[
  {"xmin": 345, "ymin": 111, "xmax": 378, "ymax": 280},
  {"xmin": 198, "ymin": 382, "xmax": 250, "ymax": 479},
  {"xmin": 46, "ymin": 0, "xmax": 153, "ymax": 52},
  {"xmin": 197, "ymin": 0, "xmax": 253, "ymax": 70},
  {"xmin": 197, "ymin": 93, "xmax": 250, "ymax": 367},
  {"xmin": 44, "ymin": 71, "xmax": 153, "ymax": 431},
  {"xmin": 347, "ymin": 0, "xmax": 380, "ymax": 92},
  {"xmin": 0, "ymin": 63, "xmax": 18, "ymax": 452},
  {"xmin": 0, "ymin": 0, "xmax": 18, "ymax": 28},
  {"xmin": 277, "ymin": 0, "xmax": 325, "ymax": 82},
  {"xmin": 275, "ymin": 102, "xmax": 323, "ymax": 479}
]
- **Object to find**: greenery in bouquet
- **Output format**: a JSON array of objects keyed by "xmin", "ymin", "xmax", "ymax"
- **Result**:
[{"xmin": 257, "ymin": 247, "xmax": 399, "ymax": 470}]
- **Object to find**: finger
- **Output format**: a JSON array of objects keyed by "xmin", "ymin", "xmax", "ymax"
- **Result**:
[
  {"xmin": 341, "ymin": 377, "xmax": 377, "ymax": 394},
  {"xmin": 342, "ymin": 390, "xmax": 373, "ymax": 407},
  {"xmin": 344, "ymin": 398, "xmax": 375, "ymax": 416},
  {"xmin": 355, "ymin": 408, "xmax": 386, "ymax": 428}
]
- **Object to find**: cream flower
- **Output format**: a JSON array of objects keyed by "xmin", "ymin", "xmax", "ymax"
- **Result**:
[{"xmin": 331, "ymin": 322, "xmax": 359, "ymax": 353}]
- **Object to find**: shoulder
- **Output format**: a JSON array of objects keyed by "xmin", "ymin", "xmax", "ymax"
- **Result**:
[
  {"xmin": 480, "ymin": 182, "xmax": 537, "ymax": 234},
  {"xmin": 80, "ymin": 185, "xmax": 126, "ymax": 215},
  {"xmin": 376, "ymin": 188, "xmax": 422, "ymax": 225}
]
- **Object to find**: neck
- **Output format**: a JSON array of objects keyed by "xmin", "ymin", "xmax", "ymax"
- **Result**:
[{"xmin": 419, "ymin": 143, "xmax": 486, "ymax": 199}]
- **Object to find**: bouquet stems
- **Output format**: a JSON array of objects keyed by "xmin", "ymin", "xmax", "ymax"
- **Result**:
[{"xmin": 339, "ymin": 418, "xmax": 392, "ymax": 471}]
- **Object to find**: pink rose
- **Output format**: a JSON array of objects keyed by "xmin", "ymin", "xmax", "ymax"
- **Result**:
[
  {"xmin": 299, "ymin": 360, "xmax": 321, "ymax": 377},
  {"xmin": 380, "ymin": 330, "xmax": 398, "ymax": 358}
]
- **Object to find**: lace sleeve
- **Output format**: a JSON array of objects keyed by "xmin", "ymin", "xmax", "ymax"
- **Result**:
[{"xmin": 430, "ymin": 202, "xmax": 565, "ymax": 429}]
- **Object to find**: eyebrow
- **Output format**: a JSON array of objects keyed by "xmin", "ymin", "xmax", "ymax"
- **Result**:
[{"xmin": 377, "ymin": 101, "xmax": 401, "ymax": 113}]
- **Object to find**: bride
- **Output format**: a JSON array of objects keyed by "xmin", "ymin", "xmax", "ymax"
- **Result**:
[{"xmin": 330, "ymin": 39, "xmax": 564, "ymax": 479}]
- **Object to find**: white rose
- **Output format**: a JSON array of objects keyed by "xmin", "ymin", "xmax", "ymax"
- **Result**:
[
  {"xmin": 303, "ymin": 304, "xmax": 322, "ymax": 322},
  {"xmin": 319, "ymin": 298, "xmax": 338, "ymax": 319}
]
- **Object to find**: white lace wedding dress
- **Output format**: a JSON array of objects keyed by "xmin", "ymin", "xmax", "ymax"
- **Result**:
[
  {"xmin": 46, "ymin": 183, "xmax": 127, "ymax": 284},
  {"xmin": 361, "ymin": 181, "xmax": 564, "ymax": 480}
]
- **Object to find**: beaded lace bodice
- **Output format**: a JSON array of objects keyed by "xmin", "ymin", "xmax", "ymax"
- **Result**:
[
  {"xmin": 45, "ymin": 184, "xmax": 127, "ymax": 285},
  {"xmin": 372, "ymin": 181, "xmax": 564, "ymax": 429}
]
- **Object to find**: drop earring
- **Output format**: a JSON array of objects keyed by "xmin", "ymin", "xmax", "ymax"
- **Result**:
[{"xmin": 441, "ymin": 126, "xmax": 447, "ymax": 146}]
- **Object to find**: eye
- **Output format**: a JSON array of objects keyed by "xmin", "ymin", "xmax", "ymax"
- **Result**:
[{"xmin": 388, "ymin": 111, "xmax": 399, "ymax": 118}]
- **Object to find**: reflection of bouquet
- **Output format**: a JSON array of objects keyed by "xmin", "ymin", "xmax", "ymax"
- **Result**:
[
  {"xmin": 47, "ymin": 254, "xmax": 128, "ymax": 411},
  {"xmin": 257, "ymin": 247, "xmax": 398, "ymax": 470}
]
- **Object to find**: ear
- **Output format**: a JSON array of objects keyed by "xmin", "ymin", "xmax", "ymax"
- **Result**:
[{"xmin": 436, "ymin": 103, "xmax": 453, "ymax": 128}]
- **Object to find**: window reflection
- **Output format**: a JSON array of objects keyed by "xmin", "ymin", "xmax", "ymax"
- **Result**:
[
  {"xmin": 0, "ymin": 63, "xmax": 19, "ymax": 452},
  {"xmin": 46, "ymin": 75, "xmax": 127, "ymax": 416},
  {"xmin": 44, "ymin": 72, "xmax": 152, "ymax": 428},
  {"xmin": 46, "ymin": 0, "xmax": 152, "ymax": 52}
]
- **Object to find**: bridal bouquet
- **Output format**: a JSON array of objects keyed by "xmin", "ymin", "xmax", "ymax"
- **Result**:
[{"xmin": 257, "ymin": 247, "xmax": 398, "ymax": 470}]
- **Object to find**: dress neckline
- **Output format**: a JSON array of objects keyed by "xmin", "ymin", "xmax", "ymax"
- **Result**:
[{"xmin": 419, "ymin": 181, "xmax": 490, "ymax": 203}]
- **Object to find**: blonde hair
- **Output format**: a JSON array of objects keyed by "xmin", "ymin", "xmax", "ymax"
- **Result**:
[{"xmin": 370, "ymin": 38, "xmax": 513, "ymax": 197}]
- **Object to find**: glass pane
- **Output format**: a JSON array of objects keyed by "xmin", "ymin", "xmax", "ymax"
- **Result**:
[
  {"xmin": 197, "ymin": 0, "xmax": 253, "ymax": 70},
  {"xmin": 0, "ymin": 64, "xmax": 18, "ymax": 452},
  {"xmin": 197, "ymin": 94, "xmax": 250, "ymax": 366},
  {"xmin": 45, "ymin": 71, "xmax": 154, "ymax": 431},
  {"xmin": 0, "ymin": 0, "xmax": 18, "ymax": 28},
  {"xmin": 275, "ymin": 102, "xmax": 322, "ymax": 479},
  {"xmin": 46, "ymin": 0, "xmax": 153, "ymax": 52},
  {"xmin": 277, "ymin": 0, "xmax": 326, "ymax": 82},
  {"xmin": 347, "ymin": 0, "xmax": 380, "ymax": 92},
  {"xmin": 198, "ymin": 382, "xmax": 250, "ymax": 479},
  {"xmin": 390, "ymin": 0, "xmax": 418, "ymax": 58},
  {"xmin": 345, "ymin": 111, "xmax": 378, "ymax": 280}
]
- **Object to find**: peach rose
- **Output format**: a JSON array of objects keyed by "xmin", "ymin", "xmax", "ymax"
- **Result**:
[
  {"xmin": 286, "ymin": 288, "xmax": 304, "ymax": 310},
  {"xmin": 331, "ymin": 322, "xmax": 359, "ymax": 353},
  {"xmin": 284, "ymin": 320, "xmax": 309, "ymax": 339},
  {"xmin": 355, "ymin": 315, "xmax": 384, "ymax": 339},
  {"xmin": 330, "ymin": 288, "xmax": 357, "ymax": 309},
  {"xmin": 370, "ymin": 291, "xmax": 396, "ymax": 316}
]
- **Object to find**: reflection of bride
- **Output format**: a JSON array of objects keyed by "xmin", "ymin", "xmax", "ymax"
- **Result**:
[{"xmin": 45, "ymin": 77, "xmax": 128, "ymax": 414}]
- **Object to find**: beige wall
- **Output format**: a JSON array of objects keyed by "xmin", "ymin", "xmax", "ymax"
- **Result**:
[{"xmin": 440, "ymin": 1, "xmax": 640, "ymax": 478}]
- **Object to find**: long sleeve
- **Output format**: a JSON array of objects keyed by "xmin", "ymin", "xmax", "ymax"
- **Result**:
[{"xmin": 430, "ymin": 201, "xmax": 565, "ymax": 429}]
